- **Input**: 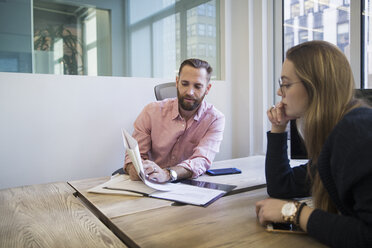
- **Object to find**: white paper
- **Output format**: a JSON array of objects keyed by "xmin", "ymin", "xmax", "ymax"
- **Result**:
[
  {"xmin": 150, "ymin": 183, "xmax": 225, "ymax": 206},
  {"xmin": 122, "ymin": 128, "xmax": 173, "ymax": 191},
  {"xmin": 122, "ymin": 129, "xmax": 145, "ymax": 179},
  {"xmin": 88, "ymin": 174, "xmax": 144, "ymax": 196}
]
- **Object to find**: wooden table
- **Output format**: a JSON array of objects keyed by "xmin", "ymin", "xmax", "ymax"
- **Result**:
[
  {"xmin": 0, "ymin": 182, "xmax": 127, "ymax": 248},
  {"xmin": 68, "ymin": 156, "xmax": 268, "ymax": 221},
  {"xmin": 1, "ymin": 156, "xmax": 315, "ymax": 248},
  {"xmin": 114, "ymin": 187, "xmax": 326, "ymax": 248},
  {"xmin": 69, "ymin": 184, "xmax": 326, "ymax": 248},
  {"xmin": 68, "ymin": 156, "xmax": 324, "ymax": 248}
]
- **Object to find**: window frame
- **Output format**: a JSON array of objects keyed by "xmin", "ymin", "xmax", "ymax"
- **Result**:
[{"xmin": 125, "ymin": 0, "xmax": 221, "ymax": 79}]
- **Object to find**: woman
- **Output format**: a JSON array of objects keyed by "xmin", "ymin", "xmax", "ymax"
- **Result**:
[{"xmin": 255, "ymin": 40, "xmax": 372, "ymax": 248}]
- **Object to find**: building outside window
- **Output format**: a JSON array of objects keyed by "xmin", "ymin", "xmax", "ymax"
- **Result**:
[
  {"xmin": 128, "ymin": 0, "xmax": 220, "ymax": 79},
  {"xmin": 283, "ymin": 0, "xmax": 350, "ymax": 58},
  {"xmin": 283, "ymin": 0, "xmax": 371, "ymax": 89}
]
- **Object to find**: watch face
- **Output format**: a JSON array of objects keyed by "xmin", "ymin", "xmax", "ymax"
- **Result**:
[
  {"xmin": 282, "ymin": 202, "xmax": 296, "ymax": 216},
  {"xmin": 170, "ymin": 169, "xmax": 177, "ymax": 180}
]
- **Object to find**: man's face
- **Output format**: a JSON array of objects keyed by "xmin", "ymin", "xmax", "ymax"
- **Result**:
[{"xmin": 176, "ymin": 65, "xmax": 211, "ymax": 111}]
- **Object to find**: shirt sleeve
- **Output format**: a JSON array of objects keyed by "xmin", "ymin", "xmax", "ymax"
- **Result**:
[
  {"xmin": 265, "ymin": 131, "xmax": 311, "ymax": 198},
  {"xmin": 177, "ymin": 114, "xmax": 225, "ymax": 178},
  {"xmin": 124, "ymin": 104, "xmax": 152, "ymax": 169}
]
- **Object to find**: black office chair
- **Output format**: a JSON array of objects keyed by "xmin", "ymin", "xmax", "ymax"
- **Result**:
[{"xmin": 154, "ymin": 82, "xmax": 177, "ymax": 100}]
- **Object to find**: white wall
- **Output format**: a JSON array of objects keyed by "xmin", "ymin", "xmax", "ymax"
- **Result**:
[
  {"xmin": 0, "ymin": 0, "xmax": 275, "ymax": 189},
  {"xmin": 225, "ymin": 0, "xmax": 274, "ymax": 158},
  {"xmin": 0, "ymin": 72, "xmax": 232, "ymax": 189}
]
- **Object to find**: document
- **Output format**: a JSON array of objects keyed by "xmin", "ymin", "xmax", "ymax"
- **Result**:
[
  {"xmin": 122, "ymin": 129, "xmax": 172, "ymax": 191},
  {"xmin": 88, "ymin": 129, "xmax": 226, "ymax": 207}
]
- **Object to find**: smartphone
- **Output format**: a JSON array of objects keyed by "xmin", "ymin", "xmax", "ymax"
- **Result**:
[
  {"xmin": 266, "ymin": 223, "xmax": 305, "ymax": 234},
  {"xmin": 206, "ymin": 168, "xmax": 242, "ymax": 176}
]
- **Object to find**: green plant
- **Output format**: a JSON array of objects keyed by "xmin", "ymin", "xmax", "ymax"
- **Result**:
[{"xmin": 34, "ymin": 24, "xmax": 83, "ymax": 75}]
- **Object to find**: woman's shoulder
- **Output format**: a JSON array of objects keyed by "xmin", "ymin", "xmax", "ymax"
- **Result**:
[
  {"xmin": 334, "ymin": 107, "xmax": 372, "ymax": 135},
  {"xmin": 322, "ymin": 107, "xmax": 372, "ymax": 163}
]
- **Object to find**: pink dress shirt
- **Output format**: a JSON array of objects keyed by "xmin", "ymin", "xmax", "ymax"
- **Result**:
[{"xmin": 124, "ymin": 98, "xmax": 225, "ymax": 178}]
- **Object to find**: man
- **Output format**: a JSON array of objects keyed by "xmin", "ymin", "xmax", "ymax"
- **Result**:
[{"xmin": 124, "ymin": 58, "xmax": 225, "ymax": 183}]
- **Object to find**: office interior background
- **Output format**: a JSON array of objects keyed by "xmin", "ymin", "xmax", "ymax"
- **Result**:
[{"xmin": 0, "ymin": 0, "xmax": 371, "ymax": 189}]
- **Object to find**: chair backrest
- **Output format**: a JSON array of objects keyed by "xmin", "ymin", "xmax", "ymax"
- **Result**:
[{"xmin": 154, "ymin": 82, "xmax": 177, "ymax": 100}]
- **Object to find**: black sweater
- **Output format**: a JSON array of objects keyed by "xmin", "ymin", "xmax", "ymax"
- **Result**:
[{"xmin": 265, "ymin": 107, "xmax": 372, "ymax": 248}]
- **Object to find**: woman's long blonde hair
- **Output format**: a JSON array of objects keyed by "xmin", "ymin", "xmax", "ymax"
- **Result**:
[{"xmin": 286, "ymin": 41, "xmax": 359, "ymax": 212}]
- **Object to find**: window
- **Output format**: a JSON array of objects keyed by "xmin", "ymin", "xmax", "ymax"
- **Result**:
[
  {"xmin": 281, "ymin": 1, "xmax": 371, "ymax": 92},
  {"xmin": 291, "ymin": 3, "xmax": 300, "ymax": 18},
  {"xmin": 198, "ymin": 24, "xmax": 206, "ymax": 36},
  {"xmin": 128, "ymin": 0, "xmax": 220, "ymax": 79},
  {"xmin": 0, "ymin": 0, "xmax": 220, "ymax": 79},
  {"xmin": 318, "ymin": 0, "xmax": 330, "ymax": 12},
  {"xmin": 298, "ymin": 30, "xmax": 308, "ymax": 43},
  {"xmin": 283, "ymin": 0, "xmax": 350, "ymax": 60},
  {"xmin": 337, "ymin": 22, "xmax": 349, "ymax": 53},
  {"xmin": 304, "ymin": 0, "xmax": 314, "ymax": 14},
  {"xmin": 363, "ymin": 0, "xmax": 372, "ymax": 88},
  {"xmin": 33, "ymin": 1, "xmax": 111, "ymax": 76}
]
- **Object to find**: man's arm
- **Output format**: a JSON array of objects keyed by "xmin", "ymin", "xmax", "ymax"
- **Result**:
[{"xmin": 177, "ymin": 114, "xmax": 225, "ymax": 178}]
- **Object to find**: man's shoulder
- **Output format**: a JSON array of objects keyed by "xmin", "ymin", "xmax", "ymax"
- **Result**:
[
  {"xmin": 144, "ymin": 98, "xmax": 177, "ymax": 111},
  {"xmin": 202, "ymin": 101, "xmax": 225, "ymax": 119}
]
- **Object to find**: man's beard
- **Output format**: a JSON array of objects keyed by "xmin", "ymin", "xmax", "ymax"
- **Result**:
[{"xmin": 177, "ymin": 89, "xmax": 205, "ymax": 111}]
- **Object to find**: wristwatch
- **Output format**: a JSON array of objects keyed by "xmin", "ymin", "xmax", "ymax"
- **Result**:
[
  {"xmin": 281, "ymin": 201, "xmax": 300, "ymax": 223},
  {"xmin": 167, "ymin": 168, "xmax": 178, "ymax": 182}
]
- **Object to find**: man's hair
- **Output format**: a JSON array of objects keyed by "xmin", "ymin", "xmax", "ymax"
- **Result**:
[{"xmin": 178, "ymin": 58, "xmax": 213, "ymax": 82}]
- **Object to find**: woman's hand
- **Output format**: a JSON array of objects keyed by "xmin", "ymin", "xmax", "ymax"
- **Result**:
[
  {"xmin": 143, "ymin": 160, "xmax": 170, "ymax": 183},
  {"xmin": 267, "ymin": 102, "xmax": 291, "ymax": 133},
  {"xmin": 255, "ymin": 198, "xmax": 287, "ymax": 225}
]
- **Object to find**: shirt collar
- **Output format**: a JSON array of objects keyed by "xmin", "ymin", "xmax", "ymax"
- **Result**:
[{"xmin": 171, "ymin": 98, "xmax": 206, "ymax": 121}]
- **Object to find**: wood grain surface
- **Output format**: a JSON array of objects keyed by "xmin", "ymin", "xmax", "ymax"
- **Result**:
[
  {"xmin": 0, "ymin": 182, "xmax": 126, "ymax": 248},
  {"xmin": 68, "ymin": 177, "xmax": 171, "ymax": 219},
  {"xmin": 112, "ymin": 188, "xmax": 327, "ymax": 248}
]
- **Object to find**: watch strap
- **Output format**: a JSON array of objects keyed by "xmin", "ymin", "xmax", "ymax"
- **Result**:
[{"xmin": 295, "ymin": 202, "xmax": 307, "ymax": 225}]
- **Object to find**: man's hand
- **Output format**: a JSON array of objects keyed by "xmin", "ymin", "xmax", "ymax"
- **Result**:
[
  {"xmin": 143, "ymin": 160, "xmax": 170, "ymax": 183},
  {"xmin": 125, "ymin": 163, "xmax": 141, "ymax": 181}
]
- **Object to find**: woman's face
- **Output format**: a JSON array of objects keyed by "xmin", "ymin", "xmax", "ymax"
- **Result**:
[{"xmin": 278, "ymin": 59, "xmax": 309, "ymax": 119}]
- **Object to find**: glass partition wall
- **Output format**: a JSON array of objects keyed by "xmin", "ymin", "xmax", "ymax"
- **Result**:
[
  {"xmin": 0, "ymin": 0, "xmax": 220, "ymax": 79},
  {"xmin": 33, "ymin": 1, "xmax": 111, "ymax": 76}
]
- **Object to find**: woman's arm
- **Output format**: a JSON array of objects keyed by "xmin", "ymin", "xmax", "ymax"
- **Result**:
[{"xmin": 265, "ymin": 131, "xmax": 310, "ymax": 198}]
